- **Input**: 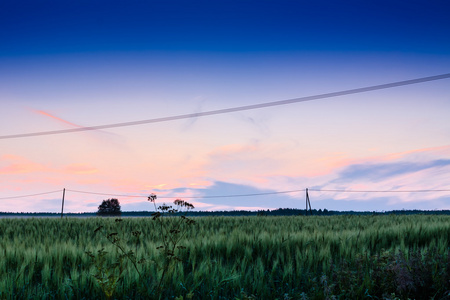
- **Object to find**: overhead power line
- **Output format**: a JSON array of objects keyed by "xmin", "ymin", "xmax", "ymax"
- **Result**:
[
  {"xmin": 65, "ymin": 189, "xmax": 147, "ymax": 198},
  {"xmin": 1, "ymin": 73, "xmax": 449, "ymax": 140},
  {"xmin": 37, "ymin": 187, "xmax": 450, "ymax": 201},
  {"xmin": 308, "ymin": 189, "xmax": 450, "ymax": 193},
  {"xmin": 1, "ymin": 187, "xmax": 450, "ymax": 201},
  {"xmin": 0, "ymin": 190, "xmax": 61, "ymax": 200},
  {"xmin": 67, "ymin": 188, "xmax": 450, "ymax": 199},
  {"xmin": 66, "ymin": 188, "xmax": 307, "ymax": 199}
]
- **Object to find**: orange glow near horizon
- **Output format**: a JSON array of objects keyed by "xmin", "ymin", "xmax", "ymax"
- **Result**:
[{"xmin": 1, "ymin": 140, "xmax": 449, "ymax": 212}]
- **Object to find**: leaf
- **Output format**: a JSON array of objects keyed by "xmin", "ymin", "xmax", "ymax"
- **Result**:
[{"xmin": 148, "ymin": 193, "xmax": 157, "ymax": 202}]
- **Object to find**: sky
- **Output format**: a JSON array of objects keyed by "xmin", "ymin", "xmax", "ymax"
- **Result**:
[{"xmin": 1, "ymin": 0, "xmax": 450, "ymax": 213}]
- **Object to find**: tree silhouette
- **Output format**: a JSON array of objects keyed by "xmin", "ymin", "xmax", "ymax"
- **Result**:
[{"xmin": 97, "ymin": 198, "xmax": 122, "ymax": 216}]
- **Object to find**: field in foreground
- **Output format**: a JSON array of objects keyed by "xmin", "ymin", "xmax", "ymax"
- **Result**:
[{"xmin": 0, "ymin": 215, "xmax": 449, "ymax": 299}]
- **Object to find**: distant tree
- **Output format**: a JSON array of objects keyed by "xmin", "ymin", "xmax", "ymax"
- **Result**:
[{"xmin": 97, "ymin": 198, "xmax": 122, "ymax": 216}]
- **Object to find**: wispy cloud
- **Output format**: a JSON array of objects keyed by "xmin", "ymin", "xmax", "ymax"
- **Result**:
[
  {"xmin": 334, "ymin": 159, "xmax": 450, "ymax": 183},
  {"xmin": 34, "ymin": 110, "xmax": 83, "ymax": 128},
  {"xmin": 31, "ymin": 109, "xmax": 126, "ymax": 146},
  {"xmin": 252, "ymin": 144, "xmax": 450, "ymax": 211},
  {"xmin": 180, "ymin": 98, "xmax": 207, "ymax": 131},
  {"xmin": 158, "ymin": 181, "xmax": 299, "ymax": 210},
  {"xmin": 233, "ymin": 112, "xmax": 271, "ymax": 136}
]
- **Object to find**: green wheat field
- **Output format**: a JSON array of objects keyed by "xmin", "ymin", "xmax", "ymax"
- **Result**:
[{"xmin": 0, "ymin": 215, "xmax": 449, "ymax": 299}]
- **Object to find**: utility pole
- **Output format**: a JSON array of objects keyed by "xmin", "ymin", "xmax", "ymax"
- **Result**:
[
  {"xmin": 61, "ymin": 188, "xmax": 65, "ymax": 218},
  {"xmin": 305, "ymin": 188, "xmax": 312, "ymax": 216}
]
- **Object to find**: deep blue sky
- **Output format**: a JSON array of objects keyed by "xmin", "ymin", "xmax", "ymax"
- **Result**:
[{"xmin": 1, "ymin": 0, "xmax": 450, "ymax": 56}]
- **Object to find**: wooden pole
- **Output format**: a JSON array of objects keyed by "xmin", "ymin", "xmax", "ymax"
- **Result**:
[
  {"xmin": 305, "ymin": 188, "xmax": 311, "ymax": 215},
  {"xmin": 305, "ymin": 188, "xmax": 308, "ymax": 215},
  {"xmin": 61, "ymin": 188, "xmax": 65, "ymax": 218}
]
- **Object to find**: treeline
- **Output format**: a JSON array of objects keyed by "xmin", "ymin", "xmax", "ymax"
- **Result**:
[
  {"xmin": 2, "ymin": 208, "xmax": 450, "ymax": 217},
  {"xmin": 186, "ymin": 208, "xmax": 450, "ymax": 216}
]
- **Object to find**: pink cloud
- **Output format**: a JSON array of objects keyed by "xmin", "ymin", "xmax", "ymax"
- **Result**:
[
  {"xmin": 1, "ymin": 156, "xmax": 99, "ymax": 176},
  {"xmin": 146, "ymin": 183, "xmax": 169, "ymax": 189},
  {"xmin": 381, "ymin": 144, "xmax": 450, "ymax": 161},
  {"xmin": 0, "ymin": 154, "xmax": 46, "ymax": 175},
  {"xmin": 33, "ymin": 110, "xmax": 83, "ymax": 128},
  {"xmin": 188, "ymin": 181, "xmax": 212, "ymax": 188},
  {"xmin": 31, "ymin": 109, "xmax": 124, "ymax": 145}
]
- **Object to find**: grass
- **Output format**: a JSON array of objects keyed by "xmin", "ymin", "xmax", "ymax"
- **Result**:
[{"xmin": 0, "ymin": 214, "xmax": 449, "ymax": 299}]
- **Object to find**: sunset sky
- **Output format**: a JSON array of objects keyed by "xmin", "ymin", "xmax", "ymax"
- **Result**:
[{"xmin": 1, "ymin": 0, "xmax": 450, "ymax": 213}]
